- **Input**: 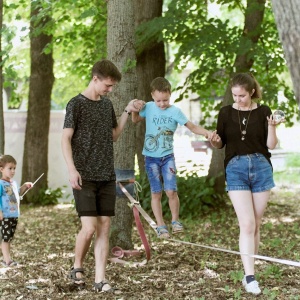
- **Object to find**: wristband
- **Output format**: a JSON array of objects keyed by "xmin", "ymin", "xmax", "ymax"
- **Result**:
[{"xmin": 124, "ymin": 109, "xmax": 131, "ymax": 115}]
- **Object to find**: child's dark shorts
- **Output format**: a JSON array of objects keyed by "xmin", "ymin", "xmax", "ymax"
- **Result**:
[
  {"xmin": 0, "ymin": 217, "xmax": 18, "ymax": 242},
  {"xmin": 73, "ymin": 180, "xmax": 116, "ymax": 217}
]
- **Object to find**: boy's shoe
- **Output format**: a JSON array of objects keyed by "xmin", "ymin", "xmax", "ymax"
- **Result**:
[
  {"xmin": 156, "ymin": 225, "xmax": 170, "ymax": 239},
  {"xmin": 1, "ymin": 260, "xmax": 18, "ymax": 267},
  {"xmin": 171, "ymin": 221, "xmax": 184, "ymax": 234},
  {"xmin": 242, "ymin": 276, "xmax": 261, "ymax": 295}
]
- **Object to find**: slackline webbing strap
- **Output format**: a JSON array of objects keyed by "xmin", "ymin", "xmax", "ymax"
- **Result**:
[{"xmin": 116, "ymin": 183, "xmax": 300, "ymax": 268}]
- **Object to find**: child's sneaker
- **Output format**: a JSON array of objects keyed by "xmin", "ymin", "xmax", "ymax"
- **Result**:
[
  {"xmin": 171, "ymin": 221, "xmax": 184, "ymax": 234},
  {"xmin": 242, "ymin": 276, "xmax": 261, "ymax": 295}
]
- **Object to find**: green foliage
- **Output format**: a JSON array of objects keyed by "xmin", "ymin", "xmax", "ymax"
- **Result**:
[
  {"xmin": 261, "ymin": 265, "xmax": 283, "ymax": 279},
  {"xmin": 136, "ymin": 0, "xmax": 298, "ymax": 127},
  {"xmin": 229, "ymin": 270, "xmax": 244, "ymax": 284},
  {"xmin": 3, "ymin": 0, "xmax": 107, "ymax": 109},
  {"xmin": 286, "ymin": 153, "xmax": 300, "ymax": 168},
  {"xmin": 135, "ymin": 167, "xmax": 224, "ymax": 220},
  {"xmin": 262, "ymin": 288, "xmax": 279, "ymax": 300},
  {"xmin": 29, "ymin": 186, "xmax": 68, "ymax": 206},
  {"xmin": 273, "ymin": 153, "xmax": 300, "ymax": 186}
]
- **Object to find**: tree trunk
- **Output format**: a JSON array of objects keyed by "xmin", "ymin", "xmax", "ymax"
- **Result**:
[
  {"xmin": 134, "ymin": 0, "xmax": 165, "ymax": 175},
  {"xmin": 271, "ymin": 0, "xmax": 300, "ymax": 108},
  {"xmin": 207, "ymin": 0, "xmax": 266, "ymax": 194},
  {"xmin": 22, "ymin": 1, "xmax": 54, "ymax": 201},
  {"xmin": 107, "ymin": 0, "xmax": 137, "ymax": 249},
  {"xmin": 0, "ymin": 0, "xmax": 4, "ymax": 154}
]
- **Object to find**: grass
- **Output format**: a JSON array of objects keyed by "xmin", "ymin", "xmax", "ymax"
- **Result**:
[{"xmin": 273, "ymin": 152, "xmax": 300, "ymax": 186}]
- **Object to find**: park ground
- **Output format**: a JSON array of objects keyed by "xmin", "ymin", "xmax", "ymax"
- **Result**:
[{"xmin": 0, "ymin": 183, "xmax": 300, "ymax": 300}]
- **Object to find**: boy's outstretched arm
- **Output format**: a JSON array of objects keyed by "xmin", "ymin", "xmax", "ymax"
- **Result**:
[
  {"xmin": 185, "ymin": 121, "xmax": 211, "ymax": 138},
  {"xmin": 20, "ymin": 182, "xmax": 33, "ymax": 196},
  {"xmin": 131, "ymin": 111, "xmax": 144, "ymax": 123},
  {"xmin": 113, "ymin": 99, "xmax": 144, "ymax": 141}
]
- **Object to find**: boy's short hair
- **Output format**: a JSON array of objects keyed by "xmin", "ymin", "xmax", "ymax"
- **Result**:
[
  {"xmin": 0, "ymin": 154, "xmax": 17, "ymax": 167},
  {"xmin": 92, "ymin": 59, "xmax": 122, "ymax": 82},
  {"xmin": 150, "ymin": 77, "xmax": 171, "ymax": 93}
]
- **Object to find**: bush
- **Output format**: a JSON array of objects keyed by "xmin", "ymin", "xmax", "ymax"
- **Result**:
[{"xmin": 28, "ymin": 186, "xmax": 68, "ymax": 206}]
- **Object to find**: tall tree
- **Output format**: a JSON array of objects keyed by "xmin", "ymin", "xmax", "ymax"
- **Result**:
[
  {"xmin": 271, "ymin": 0, "xmax": 300, "ymax": 108},
  {"xmin": 134, "ymin": 0, "xmax": 165, "ymax": 174},
  {"xmin": 107, "ymin": 0, "xmax": 137, "ymax": 249},
  {"xmin": 0, "ymin": 0, "xmax": 4, "ymax": 154},
  {"xmin": 22, "ymin": 0, "xmax": 54, "ymax": 198}
]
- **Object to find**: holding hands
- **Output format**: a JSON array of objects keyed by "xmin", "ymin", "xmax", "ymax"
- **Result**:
[
  {"xmin": 208, "ymin": 130, "xmax": 222, "ymax": 149},
  {"xmin": 125, "ymin": 99, "xmax": 145, "ymax": 113}
]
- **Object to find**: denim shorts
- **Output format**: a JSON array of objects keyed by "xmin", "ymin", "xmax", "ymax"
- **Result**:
[
  {"xmin": 225, "ymin": 153, "xmax": 275, "ymax": 192},
  {"xmin": 73, "ymin": 180, "xmax": 116, "ymax": 217},
  {"xmin": 145, "ymin": 154, "xmax": 177, "ymax": 193}
]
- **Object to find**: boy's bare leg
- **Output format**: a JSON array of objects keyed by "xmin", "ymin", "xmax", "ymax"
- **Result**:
[
  {"xmin": 151, "ymin": 192, "xmax": 164, "ymax": 226},
  {"xmin": 1, "ymin": 242, "xmax": 11, "ymax": 264},
  {"xmin": 165, "ymin": 190, "xmax": 180, "ymax": 222}
]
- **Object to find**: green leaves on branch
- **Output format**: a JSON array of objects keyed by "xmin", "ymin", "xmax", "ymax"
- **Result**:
[{"xmin": 136, "ymin": 0, "xmax": 298, "ymax": 125}]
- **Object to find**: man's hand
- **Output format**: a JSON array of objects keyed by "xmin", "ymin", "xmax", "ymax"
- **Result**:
[
  {"xmin": 125, "ymin": 99, "xmax": 145, "ymax": 113},
  {"xmin": 69, "ymin": 170, "xmax": 82, "ymax": 190}
]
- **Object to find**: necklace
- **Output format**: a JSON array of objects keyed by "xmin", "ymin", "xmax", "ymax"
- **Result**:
[{"xmin": 238, "ymin": 102, "xmax": 252, "ymax": 141}]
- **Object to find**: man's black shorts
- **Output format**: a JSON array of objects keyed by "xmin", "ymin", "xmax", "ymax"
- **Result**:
[{"xmin": 73, "ymin": 180, "xmax": 116, "ymax": 217}]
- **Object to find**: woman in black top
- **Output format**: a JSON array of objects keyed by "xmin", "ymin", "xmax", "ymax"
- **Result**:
[{"xmin": 210, "ymin": 73, "xmax": 284, "ymax": 295}]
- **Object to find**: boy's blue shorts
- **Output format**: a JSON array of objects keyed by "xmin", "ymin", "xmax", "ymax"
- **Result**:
[{"xmin": 145, "ymin": 154, "xmax": 177, "ymax": 193}]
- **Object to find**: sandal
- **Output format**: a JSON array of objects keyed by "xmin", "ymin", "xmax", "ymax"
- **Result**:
[
  {"xmin": 156, "ymin": 225, "xmax": 170, "ymax": 239},
  {"xmin": 69, "ymin": 267, "xmax": 85, "ymax": 287},
  {"xmin": 93, "ymin": 281, "xmax": 121, "ymax": 294},
  {"xmin": 171, "ymin": 221, "xmax": 184, "ymax": 234},
  {"xmin": 1, "ymin": 260, "xmax": 18, "ymax": 267}
]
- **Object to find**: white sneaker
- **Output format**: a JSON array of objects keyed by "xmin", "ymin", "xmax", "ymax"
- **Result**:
[{"xmin": 242, "ymin": 276, "xmax": 261, "ymax": 295}]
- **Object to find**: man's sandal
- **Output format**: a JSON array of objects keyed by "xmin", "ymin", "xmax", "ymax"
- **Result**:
[
  {"xmin": 69, "ymin": 267, "xmax": 85, "ymax": 287},
  {"xmin": 93, "ymin": 281, "xmax": 121, "ymax": 294},
  {"xmin": 1, "ymin": 260, "xmax": 18, "ymax": 267},
  {"xmin": 156, "ymin": 225, "xmax": 170, "ymax": 239}
]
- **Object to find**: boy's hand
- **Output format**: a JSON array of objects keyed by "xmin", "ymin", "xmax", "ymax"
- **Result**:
[
  {"xmin": 208, "ymin": 130, "xmax": 222, "ymax": 148},
  {"xmin": 24, "ymin": 182, "xmax": 33, "ymax": 190},
  {"xmin": 0, "ymin": 211, "xmax": 3, "ymax": 221}
]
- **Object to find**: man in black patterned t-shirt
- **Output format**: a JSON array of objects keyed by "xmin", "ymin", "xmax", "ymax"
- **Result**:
[{"xmin": 61, "ymin": 59, "xmax": 144, "ymax": 294}]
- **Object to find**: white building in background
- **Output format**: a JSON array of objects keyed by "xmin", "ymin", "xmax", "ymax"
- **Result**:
[{"xmin": 3, "ymin": 108, "xmax": 72, "ymax": 201}]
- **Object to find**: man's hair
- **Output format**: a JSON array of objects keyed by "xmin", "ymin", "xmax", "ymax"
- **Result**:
[
  {"xmin": 0, "ymin": 154, "xmax": 17, "ymax": 167},
  {"xmin": 91, "ymin": 59, "xmax": 122, "ymax": 82},
  {"xmin": 150, "ymin": 77, "xmax": 172, "ymax": 93},
  {"xmin": 230, "ymin": 73, "xmax": 262, "ymax": 99}
]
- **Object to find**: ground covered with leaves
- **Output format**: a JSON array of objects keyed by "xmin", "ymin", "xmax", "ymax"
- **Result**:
[{"xmin": 1, "ymin": 187, "xmax": 300, "ymax": 300}]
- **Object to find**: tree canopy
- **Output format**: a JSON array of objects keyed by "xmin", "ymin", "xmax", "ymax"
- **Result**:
[{"xmin": 137, "ymin": 0, "xmax": 298, "ymax": 127}]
